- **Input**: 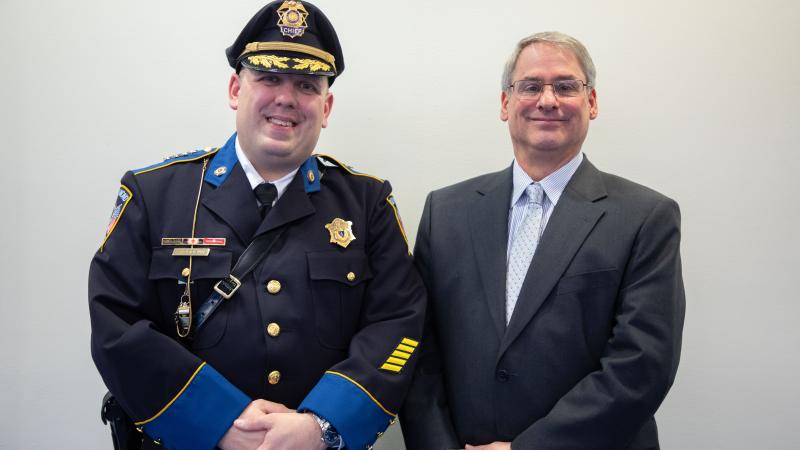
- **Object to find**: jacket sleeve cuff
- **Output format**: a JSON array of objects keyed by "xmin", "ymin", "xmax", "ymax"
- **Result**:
[
  {"xmin": 298, "ymin": 371, "xmax": 394, "ymax": 450},
  {"xmin": 136, "ymin": 362, "xmax": 250, "ymax": 450}
]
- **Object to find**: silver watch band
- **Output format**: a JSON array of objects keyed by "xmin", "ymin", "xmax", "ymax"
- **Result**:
[{"xmin": 309, "ymin": 412, "xmax": 343, "ymax": 449}]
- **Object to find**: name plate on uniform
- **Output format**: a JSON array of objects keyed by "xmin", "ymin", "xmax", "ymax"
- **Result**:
[
  {"xmin": 172, "ymin": 248, "xmax": 211, "ymax": 257},
  {"xmin": 162, "ymin": 237, "xmax": 226, "ymax": 246}
]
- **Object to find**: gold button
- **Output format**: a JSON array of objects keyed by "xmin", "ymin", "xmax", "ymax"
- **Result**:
[
  {"xmin": 346, "ymin": 272, "xmax": 356, "ymax": 281},
  {"xmin": 181, "ymin": 268, "xmax": 191, "ymax": 277},
  {"xmin": 268, "ymin": 370, "xmax": 281, "ymax": 385},
  {"xmin": 266, "ymin": 280, "xmax": 282, "ymax": 294},
  {"xmin": 267, "ymin": 323, "xmax": 281, "ymax": 337}
]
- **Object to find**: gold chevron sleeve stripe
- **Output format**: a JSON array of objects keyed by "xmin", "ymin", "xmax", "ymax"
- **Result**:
[
  {"xmin": 385, "ymin": 357, "xmax": 407, "ymax": 366},
  {"xmin": 401, "ymin": 338, "xmax": 419, "ymax": 347},
  {"xmin": 380, "ymin": 363, "xmax": 403, "ymax": 373},
  {"xmin": 379, "ymin": 338, "xmax": 420, "ymax": 373},
  {"xmin": 396, "ymin": 344, "xmax": 416, "ymax": 353},
  {"xmin": 391, "ymin": 350, "xmax": 412, "ymax": 359}
]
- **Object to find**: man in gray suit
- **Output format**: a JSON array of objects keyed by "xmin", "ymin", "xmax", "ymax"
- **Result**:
[{"xmin": 400, "ymin": 32, "xmax": 685, "ymax": 450}]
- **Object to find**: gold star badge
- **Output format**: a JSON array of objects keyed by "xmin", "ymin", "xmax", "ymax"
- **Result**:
[
  {"xmin": 276, "ymin": 1, "xmax": 308, "ymax": 38},
  {"xmin": 325, "ymin": 218, "xmax": 356, "ymax": 248}
]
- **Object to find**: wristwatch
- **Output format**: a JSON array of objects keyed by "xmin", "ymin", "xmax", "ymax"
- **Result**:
[{"xmin": 310, "ymin": 412, "xmax": 343, "ymax": 449}]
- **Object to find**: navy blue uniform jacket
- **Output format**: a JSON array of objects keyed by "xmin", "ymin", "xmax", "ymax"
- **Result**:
[{"xmin": 89, "ymin": 134, "xmax": 425, "ymax": 450}]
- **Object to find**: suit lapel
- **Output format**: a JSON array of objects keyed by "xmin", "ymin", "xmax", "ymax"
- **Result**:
[
  {"xmin": 201, "ymin": 163, "xmax": 261, "ymax": 244},
  {"xmin": 469, "ymin": 167, "xmax": 513, "ymax": 339},
  {"xmin": 498, "ymin": 158, "xmax": 608, "ymax": 359},
  {"xmin": 253, "ymin": 170, "xmax": 315, "ymax": 237}
]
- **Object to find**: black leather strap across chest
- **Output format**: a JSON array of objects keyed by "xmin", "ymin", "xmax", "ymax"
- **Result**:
[{"xmin": 193, "ymin": 225, "xmax": 288, "ymax": 334}]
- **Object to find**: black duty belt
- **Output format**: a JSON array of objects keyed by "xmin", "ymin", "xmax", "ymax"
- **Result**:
[{"xmin": 194, "ymin": 225, "xmax": 288, "ymax": 333}]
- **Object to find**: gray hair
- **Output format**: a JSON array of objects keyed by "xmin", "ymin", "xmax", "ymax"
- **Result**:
[{"xmin": 501, "ymin": 31, "xmax": 596, "ymax": 91}]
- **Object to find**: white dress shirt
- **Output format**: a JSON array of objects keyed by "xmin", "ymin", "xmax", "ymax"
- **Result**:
[{"xmin": 235, "ymin": 138, "xmax": 298, "ymax": 206}]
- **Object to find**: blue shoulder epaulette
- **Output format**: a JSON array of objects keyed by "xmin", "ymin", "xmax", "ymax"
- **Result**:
[
  {"xmin": 315, "ymin": 154, "xmax": 384, "ymax": 183},
  {"xmin": 133, "ymin": 147, "xmax": 219, "ymax": 175}
]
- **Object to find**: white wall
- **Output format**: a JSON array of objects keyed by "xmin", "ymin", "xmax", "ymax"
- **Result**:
[{"xmin": 1, "ymin": 0, "xmax": 798, "ymax": 448}]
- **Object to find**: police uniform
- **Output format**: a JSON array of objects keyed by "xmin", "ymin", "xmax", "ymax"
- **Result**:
[{"xmin": 89, "ymin": 2, "xmax": 425, "ymax": 450}]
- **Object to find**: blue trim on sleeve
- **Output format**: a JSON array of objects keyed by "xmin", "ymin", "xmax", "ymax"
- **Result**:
[
  {"xmin": 205, "ymin": 133, "xmax": 239, "ymax": 187},
  {"xmin": 302, "ymin": 156, "xmax": 321, "ymax": 193},
  {"xmin": 298, "ymin": 372, "xmax": 393, "ymax": 450},
  {"xmin": 142, "ymin": 364, "xmax": 250, "ymax": 450}
]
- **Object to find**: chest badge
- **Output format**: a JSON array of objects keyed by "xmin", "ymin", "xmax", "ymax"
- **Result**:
[{"xmin": 325, "ymin": 218, "xmax": 356, "ymax": 248}]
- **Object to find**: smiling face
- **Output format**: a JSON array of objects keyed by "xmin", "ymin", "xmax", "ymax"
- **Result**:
[
  {"xmin": 229, "ymin": 69, "xmax": 333, "ymax": 179},
  {"xmin": 501, "ymin": 43, "xmax": 597, "ymax": 169}
]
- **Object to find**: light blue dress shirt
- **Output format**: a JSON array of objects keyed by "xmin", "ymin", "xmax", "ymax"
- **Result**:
[{"xmin": 506, "ymin": 152, "xmax": 584, "ymax": 262}]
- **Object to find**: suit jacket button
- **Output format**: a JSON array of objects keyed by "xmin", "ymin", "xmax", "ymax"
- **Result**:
[{"xmin": 496, "ymin": 369, "xmax": 510, "ymax": 382}]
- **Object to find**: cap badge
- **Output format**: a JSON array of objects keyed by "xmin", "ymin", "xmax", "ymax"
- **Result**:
[
  {"xmin": 277, "ymin": 1, "xmax": 309, "ymax": 38},
  {"xmin": 325, "ymin": 218, "xmax": 356, "ymax": 248}
]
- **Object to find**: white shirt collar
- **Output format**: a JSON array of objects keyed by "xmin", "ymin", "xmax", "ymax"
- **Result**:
[
  {"xmin": 510, "ymin": 152, "xmax": 584, "ymax": 208},
  {"xmin": 235, "ymin": 137, "xmax": 298, "ymax": 203}
]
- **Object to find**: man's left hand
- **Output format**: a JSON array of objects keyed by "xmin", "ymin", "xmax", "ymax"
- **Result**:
[
  {"xmin": 464, "ymin": 442, "xmax": 511, "ymax": 450},
  {"xmin": 235, "ymin": 412, "xmax": 325, "ymax": 450}
]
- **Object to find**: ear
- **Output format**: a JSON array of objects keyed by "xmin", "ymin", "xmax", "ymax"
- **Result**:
[
  {"xmin": 588, "ymin": 87, "xmax": 598, "ymax": 120},
  {"xmin": 321, "ymin": 91, "xmax": 334, "ymax": 128},
  {"xmin": 500, "ymin": 90, "xmax": 510, "ymax": 122},
  {"xmin": 228, "ymin": 73, "xmax": 241, "ymax": 111}
]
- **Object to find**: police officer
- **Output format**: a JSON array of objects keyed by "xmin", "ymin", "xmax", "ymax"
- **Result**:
[{"xmin": 89, "ymin": 2, "xmax": 425, "ymax": 449}]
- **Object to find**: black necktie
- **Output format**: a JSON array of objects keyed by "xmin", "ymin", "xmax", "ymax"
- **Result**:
[{"xmin": 254, "ymin": 183, "xmax": 278, "ymax": 218}]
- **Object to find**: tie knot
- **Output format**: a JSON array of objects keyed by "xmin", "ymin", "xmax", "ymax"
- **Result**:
[
  {"xmin": 254, "ymin": 183, "xmax": 278, "ymax": 206},
  {"xmin": 525, "ymin": 183, "xmax": 544, "ymax": 205}
]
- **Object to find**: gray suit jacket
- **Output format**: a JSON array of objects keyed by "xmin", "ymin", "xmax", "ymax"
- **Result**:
[{"xmin": 400, "ymin": 158, "xmax": 685, "ymax": 450}]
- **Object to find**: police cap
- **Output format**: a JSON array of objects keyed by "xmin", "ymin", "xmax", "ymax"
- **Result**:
[{"xmin": 226, "ymin": 1, "xmax": 344, "ymax": 84}]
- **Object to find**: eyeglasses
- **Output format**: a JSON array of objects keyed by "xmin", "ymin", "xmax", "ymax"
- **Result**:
[{"xmin": 507, "ymin": 79, "xmax": 590, "ymax": 98}]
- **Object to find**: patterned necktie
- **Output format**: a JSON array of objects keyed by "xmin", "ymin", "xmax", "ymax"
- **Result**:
[
  {"xmin": 506, "ymin": 183, "xmax": 545, "ymax": 324},
  {"xmin": 254, "ymin": 183, "xmax": 278, "ymax": 218}
]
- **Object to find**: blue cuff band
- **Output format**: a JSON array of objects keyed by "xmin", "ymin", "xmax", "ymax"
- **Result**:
[
  {"xmin": 141, "ymin": 363, "xmax": 250, "ymax": 450},
  {"xmin": 298, "ymin": 371, "xmax": 393, "ymax": 450}
]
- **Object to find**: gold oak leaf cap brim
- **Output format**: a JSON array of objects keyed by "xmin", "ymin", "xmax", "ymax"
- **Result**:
[
  {"xmin": 239, "ymin": 45, "xmax": 336, "ymax": 77},
  {"xmin": 226, "ymin": 0, "xmax": 344, "ymax": 84}
]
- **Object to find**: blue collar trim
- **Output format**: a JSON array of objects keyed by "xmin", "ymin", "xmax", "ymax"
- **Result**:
[{"xmin": 205, "ymin": 133, "xmax": 238, "ymax": 187}]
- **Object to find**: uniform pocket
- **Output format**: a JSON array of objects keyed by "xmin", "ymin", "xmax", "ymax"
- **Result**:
[
  {"xmin": 555, "ymin": 268, "xmax": 618, "ymax": 296},
  {"xmin": 148, "ymin": 248, "xmax": 232, "ymax": 349},
  {"xmin": 307, "ymin": 250, "xmax": 374, "ymax": 350}
]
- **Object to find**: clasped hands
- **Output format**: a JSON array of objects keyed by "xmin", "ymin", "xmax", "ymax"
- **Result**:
[
  {"xmin": 218, "ymin": 399, "xmax": 325, "ymax": 450},
  {"xmin": 461, "ymin": 443, "xmax": 512, "ymax": 450}
]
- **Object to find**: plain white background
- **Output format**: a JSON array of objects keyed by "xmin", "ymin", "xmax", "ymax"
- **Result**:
[{"xmin": 1, "ymin": 0, "xmax": 799, "ymax": 448}]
